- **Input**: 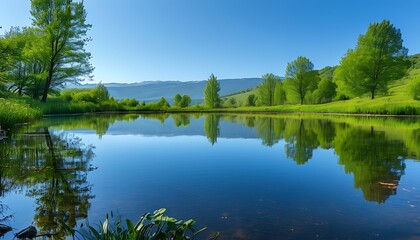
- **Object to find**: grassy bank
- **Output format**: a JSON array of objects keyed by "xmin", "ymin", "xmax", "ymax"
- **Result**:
[
  {"xmin": 210, "ymin": 98, "xmax": 420, "ymax": 115},
  {"xmin": 1, "ymin": 88, "xmax": 419, "ymax": 130},
  {"xmin": 1, "ymin": 96, "xmax": 418, "ymax": 130},
  {"xmin": 0, "ymin": 98, "xmax": 42, "ymax": 128}
]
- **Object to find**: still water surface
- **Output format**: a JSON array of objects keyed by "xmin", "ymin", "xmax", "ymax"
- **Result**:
[{"xmin": 0, "ymin": 113, "xmax": 419, "ymax": 239}]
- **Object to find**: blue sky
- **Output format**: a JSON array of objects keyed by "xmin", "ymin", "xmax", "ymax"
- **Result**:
[{"xmin": 1, "ymin": 0, "xmax": 420, "ymax": 83}]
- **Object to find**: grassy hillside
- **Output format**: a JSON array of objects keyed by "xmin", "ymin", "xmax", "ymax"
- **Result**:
[{"xmin": 223, "ymin": 54, "xmax": 420, "ymax": 113}]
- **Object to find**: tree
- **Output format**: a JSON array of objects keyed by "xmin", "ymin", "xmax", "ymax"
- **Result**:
[
  {"xmin": 334, "ymin": 20, "xmax": 408, "ymax": 99},
  {"xmin": 203, "ymin": 74, "xmax": 220, "ymax": 108},
  {"xmin": 284, "ymin": 56, "xmax": 317, "ymax": 104},
  {"xmin": 93, "ymin": 82, "xmax": 109, "ymax": 103},
  {"xmin": 258, "ymin": 73, "xmax": 278, "ymax": 106},
  {"xmin": 273, "ymin": 79, "xmax": 286, "ymax": 105},
  {"xmin": 179, "ymin": 94, "xmax": 191, "ymax": 108},
  {"xmin": 316, "ymin": 78, "xmax": 337, "ymax": 103},
  {"xmin": 30, "ymin": 0, "xmax": 93, "ymax": 102},
  {"xmin": 246, "ymin": 94, "xmax": 256, "ymax": 106},
  {"xmin": 157, "ymin": 97, "xmax": 170, "ymax": 108},
  {"xmin": 173, "ymin": 93, "xmax": 182, "ymax": 107}
]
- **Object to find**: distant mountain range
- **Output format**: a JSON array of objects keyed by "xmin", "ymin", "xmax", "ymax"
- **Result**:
[{"xmin": 70, "ymin": 78, "xmax": 263, "ymax": 103}]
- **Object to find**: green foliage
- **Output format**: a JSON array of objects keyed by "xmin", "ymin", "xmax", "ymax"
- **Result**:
[
  {"xmin": 409, "ymin": 75, "xmax": 420, "ymax": 100},
  {"xmin": 173, "ymin": 93, "xmax": 182, "ymax": 107},
  {"xmin": 0, "ymin": 27, "xmax": 47, "ymax": 98},
  {"xmin": 316, "ymin": 78, "xmax": 337, "ymax": 103},
  {"xmin": 224, "ymin": 97, "xmax": 237, "ymax": 108},
  {"xmin": 246, "ymin": 94, "xmax": 257, "ymax": 106},
  {"xmin": 0, "ymin": 98, "xmax": 41, "ymax": 128},
  {"xmin": 284, "ymin": 56, "xmax": 318, "ymax": 104},
  {"xmin": 173, "ymin": 114, "xmax": 191, "ymax": 127},
  {"xmin": 144, "ymin": 97, "xmax": 170, "ymax": 110},
  {"xmin": 68, "ymin": 209, "xmax": 218, "ymax": 240},
  {"xmin": 258, "ymin": 73, "xmax": 279, "ymax": 106},
  {"xmin": 122, "ymin": 98, "xmax": 139, "ymax": 107},
  {"xmin": 204, "ymin": 74, "xmax": 220, "ymax": 108},
  {"xmin": 273, "ymin": 80, "xmax": 286, "ymax": 105},
  {"xmin": 204, "ymin": 114, "xmax": 220, "ymax": 145},
  {"xmin": 94, "ymin": 83, "xmax": 110, "ymax": 102},
  {"xmin": 334, "ymin": 20, "xmax": 408, "ymax": 99},
  {"xmin": 179, "ymin": 95, "xmax": 192, "ymax": 108},
  {"xmin": 31, "ymin": 0, "xmax": 93, "ymax": 101}
]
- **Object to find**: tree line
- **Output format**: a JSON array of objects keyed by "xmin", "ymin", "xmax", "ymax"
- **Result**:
[
  {"xmin": 1, "ymin": 1, "xmax": 418, "ymax": 110},
  {"xmin": 203, "ymin": 20, "xmax": 418, "ymax": 108}
]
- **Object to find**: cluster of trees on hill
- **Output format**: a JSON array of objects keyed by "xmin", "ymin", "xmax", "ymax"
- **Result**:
[{"xmin": 204, "ymin": 20, "xmax": 419, "ymax": 108}]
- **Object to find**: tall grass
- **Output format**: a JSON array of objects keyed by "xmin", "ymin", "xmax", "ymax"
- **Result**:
[{"xmin": 0, "ymin": 98, "xmax": 42, "ymax": 128}]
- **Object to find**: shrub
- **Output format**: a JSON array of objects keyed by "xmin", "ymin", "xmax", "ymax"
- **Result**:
[
  {"xmin": 409, "ymin": 76, "xmax": 420, "ymax": 100},
  {"xmin": 67, "ymin": 209, "xmax": 219, "ymax": 240}
]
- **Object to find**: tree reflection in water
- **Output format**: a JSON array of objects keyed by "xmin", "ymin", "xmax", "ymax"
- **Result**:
[
  {"xmin": 0, "ymin": 127, "xmax": 95, "ymax": 239},
  {"xmin": 219, "ymin": 114, "xmax": 417, "ymax": 204}
]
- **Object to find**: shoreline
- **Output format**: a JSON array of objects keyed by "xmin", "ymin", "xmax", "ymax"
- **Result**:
[{"xmin": 42, "ymin": 109, "xmax": 420, "ymax": 118}]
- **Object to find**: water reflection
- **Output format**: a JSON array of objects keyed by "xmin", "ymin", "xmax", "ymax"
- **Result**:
[
  {"xmin": 173, "ymin": 114, "xmax": 191, "ymax": 127},
  {"xmin": 0, "ymin": 127, "xmax": 95, "ymax": 238},
  {"xmin": 334, "ymin": 126, "xmax": 406, "ymax": 203},
  {"xmin": 204, "ymin": 114, "xmax": 220, "ymax": 145},
  {"xmin": 0, "ymin": 113, "xmax": 419, "ymax": 238}
]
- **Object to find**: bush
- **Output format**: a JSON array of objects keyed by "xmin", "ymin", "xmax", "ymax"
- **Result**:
[
  {"xmin": 409, "ymin": 76, "xmax": 420, "ymax": 100},
  {"xmin": 63, "ymin": 209, "xmax": 219, "ymax": 240},
  {"xmin": 246, "ymin": 94, "xmax": 256, "ymax": 106}
]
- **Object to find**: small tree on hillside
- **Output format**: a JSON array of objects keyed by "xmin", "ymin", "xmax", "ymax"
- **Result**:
[
  {"xmin": 246, "ymin": 94, "xmax": 256, "ymax": 106},
  {"xmin": 284, "ymin": 56, "xmax": 318, "ymax": 104},
  {"xmin": 258, "ymin": 73, "xmax": 278, "ymax": 106}
]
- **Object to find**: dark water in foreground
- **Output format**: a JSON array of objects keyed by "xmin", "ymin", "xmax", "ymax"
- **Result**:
[{"xmin": 0, "ymin": 113, "xmax": 419, "ymax": 239}]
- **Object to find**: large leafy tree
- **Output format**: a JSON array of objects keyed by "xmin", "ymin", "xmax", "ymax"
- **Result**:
[
  {"xmin": 334, "ymin": 20, "xmax": 408, "ymax": 99},
  {"xmin": 257, "ymin": 73, "xmax": 278, "ymax": 106},
  {"xmin": 31, "ymin": 0, "xmax": 93, "ymax": 102},
  {"xmin": 284, "ymin": 56, "xmax": 318, "ymax": 104},
  {"xmin": 203, "ymin": 74, "xmax": 220, "ymax": 108}
]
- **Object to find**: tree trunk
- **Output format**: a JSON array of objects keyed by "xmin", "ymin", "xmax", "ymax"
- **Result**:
[
  {"xmin": 371, "ymin": 90, "xmax": 375, "ymax": 99},
  {"xmin": 41, "ymin": 68, "xmax": 53, "ymax": 102}
]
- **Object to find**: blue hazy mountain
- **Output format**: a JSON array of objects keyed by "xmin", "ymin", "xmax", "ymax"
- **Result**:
[{"xmin": 71, "ymin": 78, "xmax": 262, "ymax": 102}]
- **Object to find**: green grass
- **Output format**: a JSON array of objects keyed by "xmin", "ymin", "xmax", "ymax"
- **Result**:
[
  {"xmin": 221, "ymin": 65, "xmax": 420, "ymax": 115},
  {"xmin": 0, "ymin": 98, "xmax": 42, "ymax": 128}
]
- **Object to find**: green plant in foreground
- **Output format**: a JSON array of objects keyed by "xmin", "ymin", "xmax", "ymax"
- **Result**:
[{"xmin": 65, "ymin": 208, "xmax": 219, "ymax": 240}]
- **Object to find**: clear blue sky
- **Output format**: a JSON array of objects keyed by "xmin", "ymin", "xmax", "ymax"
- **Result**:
[{"xmin": 1, "ymin": 0, "xmax": 420, "ymax": 83}]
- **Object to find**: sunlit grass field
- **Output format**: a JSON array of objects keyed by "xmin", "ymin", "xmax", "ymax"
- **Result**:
[{"xmin": 219, "ymin": 68, "xmax": 420, "ymax": 115}]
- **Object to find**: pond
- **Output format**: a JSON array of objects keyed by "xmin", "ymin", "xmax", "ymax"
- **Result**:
[{"xmin": 0, "ymin": 113, "xmax": 419, "ymax": 239}]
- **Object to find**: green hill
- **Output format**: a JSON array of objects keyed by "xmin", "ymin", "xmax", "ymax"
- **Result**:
[{"xmin": 223, "ymin": 54, "xmax": 420, "ymax": 114}]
